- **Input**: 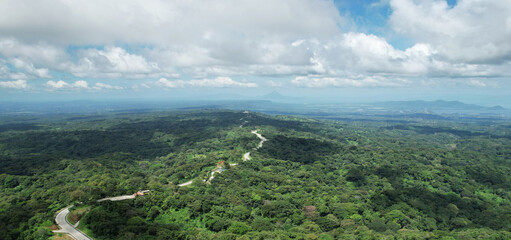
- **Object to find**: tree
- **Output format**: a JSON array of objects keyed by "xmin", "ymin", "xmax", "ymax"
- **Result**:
[{"xmin": 227, "ymin": 221, "xmax": 252, "ymax": 235}]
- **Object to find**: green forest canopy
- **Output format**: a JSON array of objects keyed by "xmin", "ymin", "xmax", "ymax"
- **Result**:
[{"xmin": 1, "ymin": 110, "xmax": 511, "ymax": 239}]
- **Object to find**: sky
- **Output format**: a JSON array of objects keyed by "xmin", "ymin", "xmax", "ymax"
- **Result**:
[{"xmin": 0, "ymin": 0, "xmax": 510, "ymax": 106}]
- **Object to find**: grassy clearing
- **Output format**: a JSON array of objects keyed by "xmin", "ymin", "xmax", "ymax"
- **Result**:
[{"xmin": 50, "ymin": 233, "xmax": 74, "ymax": 240}]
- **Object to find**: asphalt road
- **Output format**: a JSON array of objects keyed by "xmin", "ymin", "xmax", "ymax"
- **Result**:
[
  {"xmin": 178, "ymin": 180, "xmax": 194, "ymax": 187},
  {"xmin": 251, "ymin": 130, "xmax": 267, "ymax": 149},
  {"xmin": 177, "ymin": 115, "xmax": 268, "ymax": 187},
  {"xmin": 97, "ymin": 195, "xmax": 135, "ymax": 202},
  {"xmin": 53, "ymin": 205, "xmax": 92, "ymax": 240},
  {"xmin": 243, "ymin": 152, "xmax": 251, "ymax": 161}
]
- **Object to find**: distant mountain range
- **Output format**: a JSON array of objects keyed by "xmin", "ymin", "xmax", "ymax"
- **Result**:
[
  {"xmin": 1, "ymin": 99, "xmax": 508, "ymax": 118},
  {"xmin": 258, "ymin": 91, "xmax": 298, "ymax": 102},
  {"xmin": 374, "ymin": 100, "xmax": 506, "ymax": 113}
]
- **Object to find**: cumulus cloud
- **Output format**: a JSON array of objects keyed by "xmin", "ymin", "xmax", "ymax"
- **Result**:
[
  {"xmin": 0, "ymin": 40, "xmax": 173, "ymax": 79},
  {"xmin": 46, "ymin": 80, "xmax": 68, "ymax": 89},
  {"xmin": 0, "ymin": 38, "xmax": 68, "ymax": 67},
  {"xmin": 68, "ymin": 47, "xmax": 164, "ymax": 78},
  {"xmin": 0, "ymin": 0, "xmax": 509, "ymax": 90},
  {"xmin": 46, "ymin": 80, "xmax": 88, "ymax": 89},
  {"xmin": 0, "ymin": 79, "xmax": 28, "ymax": 89},
  {"xmin": 155, "ymin": 78, "xmax": 178, "ymax": 88},
  {"xmin": 389, "ymin": 0, "xmax": 511, "ymax": 64},
  {"xmin": 73, "ymin": 80, "xmax": 89, "ymax": 89},
  {"xmin": 291, "ymin": 76, "xmax": 410, "ymax": 88},
  {"xmin": 155, "ymin": 77, "xmax": 257, "ymax": 88},
  {"xmin": 92, "ymin": 82, "xmax": 123, "ymax": 90},
  {"xmin": 287, "ymin": 33, "xmax": 436, "ymax": 78},
  {"xmin": 0, "ymin": 48, "xmax": 53, "ymax": 80},
  {"xmin": 188, "ymin": 77, "xmax": 258, "ymax": 88},
  {"xmin": 45, "ymin": 80, "xmax": 123, "ymax": 90},
  {"xmin": 0, "ymin": 0, "xmax": 340, "ymax": 80},
  {"xmin": 10, "ymin": 58, "xmax": 51, "ymax": 78},
  {"xmin": 0, "ymin": 0, "xmax": 341, "ymax": 45}
]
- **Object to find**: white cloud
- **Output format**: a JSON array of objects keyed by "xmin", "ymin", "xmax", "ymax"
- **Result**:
[
  {"xmin": 0, "ymin": 38, "xmax": 68, "ymax": 67},
  {"xmin": 46, "ymin": 80, "xmax": 122, "ymax": 90},
  {"xmin": 46, "ymin": 80, "xmax": 89, "ymax": 89},
  {"xmin": 68, "ymin": 47, "xmax": 164, "ymax": 78},
  {"xmin": 389, "ymin": 0, "xmax": 511, "ymax": 63},
  {"xmin": 0, "ymin": 0, "xmax": 341, "ymax": 45},
  {"xmin": 288, "ymin": 33, "xmax": 436, "ymax": 77},
  {"xmin": 155, "ymin": 78, "xmax": 178, "ymax": 88},
  {"xmin": 0, "ymin": 79, "xmax": 28, "ymax": 89},
  {"xmin": 291, "ymin": 76, "xmax": 410, "ymax": 88},
  {"xmin": 10, "ymin": 58, "xmax": 51, "ymax": 78},
  {"xmin": 188, "ymin": 77, "xmax": 258, "ymax": 88},
  {"xmin": 1, "ymin": 55, "xmax": 48, "ymax": 80},
  {"xmin": 0, "ymin": 0, "xmax": 509, "ymax": 89},
  {"xmin": 0, "ymin": 39, "xmax": 173, "ymax": 79},
  {"xmin": 46, "ymin": 80, "xmax": 69, "ymax": 89},
  {"xmin": 73, "ymin": 80, "xmax": 89, "ymax": 89},
  {"xmin": 92, "ymin": 82, "xmax": 123, "ymax": 90},
  {"xmin": 155, "ymin": 77, "xmax": 257, "ymax": 88},
  {"xmin": 0, "ymin": 0, "xmax": 340, "ymax": 79},
  {"xmin": 131, "ymin": 83, "xmax": 152, "ymax": 90}
]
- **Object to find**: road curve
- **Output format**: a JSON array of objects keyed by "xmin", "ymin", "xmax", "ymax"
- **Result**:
[
  {"xmin": 251, "ymin": 130, "xmax": 267, "ymax": 150},
  {"xmin": 177, "ymin": 113, "xmax": 268, "ymax": 187},
  {"xmin": 53, "ymin": 205, "xmax": 92, "ymax": 240},
  {"xmin": 243, "ymin": 152, "xmax": 251, "ymax": 161}
]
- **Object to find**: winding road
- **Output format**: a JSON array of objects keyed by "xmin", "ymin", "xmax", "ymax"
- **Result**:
[
  {"xmin": 54, "ymin": 111, "xmax": 267, "ymax": 239},
  {"xmin": 55, "ymin": 190, "xmax": 150, "ymax": 239},
  {"xmin": 178, "ymin": 111, "xmax": 267, "ymax": 186},
  {"xmin": 243, "ymin": 130, "xmax": 267, "ymax": 161},
  {"xmin": 251, "ymin": 130, "xmax": 267, "ymax": 150},
  {"xmin": 53, "ymin": 205, "xmax": 91, "ymax": 240}
]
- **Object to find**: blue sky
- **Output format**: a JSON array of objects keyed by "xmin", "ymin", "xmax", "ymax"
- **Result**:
[{"xmin": 0, "ymin": 0, "xmax": 510, "ymax": 106}]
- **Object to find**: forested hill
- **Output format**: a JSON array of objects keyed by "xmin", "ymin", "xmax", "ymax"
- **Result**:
[{"xmin": 1, "ymin": 110, "xmax": 511, "ymax": 239}]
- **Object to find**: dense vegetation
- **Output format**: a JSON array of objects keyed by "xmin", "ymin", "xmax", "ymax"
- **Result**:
[{"xmin": 1, "ymin": 110, "xmax": 511, "ymax": 239}]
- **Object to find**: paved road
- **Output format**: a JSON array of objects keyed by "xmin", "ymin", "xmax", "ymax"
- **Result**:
[
  {"xmin": 97, "ymin": 195, "xmax": 135, "ymax": 202},
  {"xmin": 243, "ymin": 130, "xmax": 266, "ymax": 161},
  {"xmin": 53, "ymin": 205, "xmax": 92, "ymax": 240},
  {"xmin": 251, "ymin": 130, "xmax": 267, "ymax": 149},
  {"xmin": 178, "ymin": 180, "xmax": 194, "ymax": 187},
  {"xmin": 97, "ymin": 190, "xmax": 150, "ymax": 202},
  {"xmin": 243, "ymin": 152, "xmax": 251, "ymax": 161},
  {"xmin": 177, "ymin": 114, "xmax": 268, "ymax": 187}
]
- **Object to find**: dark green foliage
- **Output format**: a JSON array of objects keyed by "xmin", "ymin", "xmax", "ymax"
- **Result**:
[
  {"xmin": 260, "ymin": 135, "xmax": 338, "ymax": 164},
  {"xmin": 0, "ymin": 123, "xmax": 40, "ymax": 133},
  {"xmin": 1, "ymin": 129, "xmax": 169, "ymax": 159},
  {"xmin": 261, "ymin": 200, "xmax": 297, "ymax": 218},
  {"xmin": 206, "ymin": 216, "xmax": 231, "ymax": 232},
  {"xmin": 346, "ymin": 167, "xmax": 366, "ymax": 184}
]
